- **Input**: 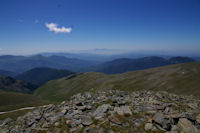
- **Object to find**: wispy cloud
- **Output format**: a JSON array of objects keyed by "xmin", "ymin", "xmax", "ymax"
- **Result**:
[
  {"xmin": 17, "ymin": 18, "xmax": 23, "ymax": 23},
  {"xmin": 34, "ymin": 19, "xmax": 39, "ymax": 24},
  {"xmin": 45, "ymin": 22, "xmax": 72, "ymax": 33}
]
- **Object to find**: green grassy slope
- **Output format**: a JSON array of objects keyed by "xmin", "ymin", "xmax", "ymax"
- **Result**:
[
  {"xmin": 0, "ymin": 91, "xmax": 48, "ymax": 112},
  {"xmin": 35, "ymin": 62, "xmax": 200, "ymax": 101}
]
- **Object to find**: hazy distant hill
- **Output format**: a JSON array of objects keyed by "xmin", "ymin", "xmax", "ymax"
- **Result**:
[
  {"xmin": 91, "ymin": 56, "xmax": 195, "ymax": 74},
  {"xmin": 168, "ymin": 56, "xmax": 195, "ymax": 63},
  {"xmin": 35, "ymin": 62, "xmax": 200, "ymax": 101},
  {"xmin": 15, "ymin": 67, "xmax": 75, "ymax": 86},
  {"xmin": 40, "ymin": 50, "xmax": 199, "ymax": 62},
  {"xmin": 0, "ymin": 75, "xmax": 37, "ymax": 93},
  {"xmin": 0, "ymin": 69, "xmax": 16, "ymax": 77},
  {"xmin": 0, "ymin": 55, "xmax": 95, "ymax": 73}
]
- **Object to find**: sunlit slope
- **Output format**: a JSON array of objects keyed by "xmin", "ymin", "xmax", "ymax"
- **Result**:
[
  {"xmin": 0, "ymin": 91, "xmax": 47, "ymax": 112},
  {"xmin": 35, "ymin": 62, "xmax": 200, "ymax": 101}
]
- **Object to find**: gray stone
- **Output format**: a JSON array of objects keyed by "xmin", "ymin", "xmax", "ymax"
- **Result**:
[
  {"xmin": 93, "ymin": 104, "xmax": 111, "ymax": 118},
  {"xmin": 152, "ymin": 112, "xmax": 165, "ymax": 125},
  {"xmin": 123, "ymin": 106, "xmax": 132, "ymax": 115},
  {"xmin": 80, "ymin": 116, "xmax": 93, "ymax": 126},
  {"xmin": 114, "ymin": 106, "xmax": 132, "ymax": 116},
  {"xmin": 196, "ymin": 114, "xmax": 200, "ymax": 124},
  {"xmin": 178, "ymin": 118, "xmax": 199, "ymax": 133},
  {"xmin": 108, "ymin": 117, "xmax": 122, "ymax": 125},
  {"xmin": 114, "ymin": 107, "xmax": 124, "ymax": 115},
  {"xmin": 171, "ymin": 125, "xmax": 179, "ymax": 131},
  {"xmin": 144, "ymin": 123, "xmax": 153, "ymax": 131},
  {"xmin": 54, "ymin": 122, "xmax": 60, "ymax": 127}
]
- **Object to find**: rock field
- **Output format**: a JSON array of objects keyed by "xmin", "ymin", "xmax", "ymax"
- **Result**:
[{"xmin": 1, "ymin": 90, "xmax": 200, "ymax": 133}]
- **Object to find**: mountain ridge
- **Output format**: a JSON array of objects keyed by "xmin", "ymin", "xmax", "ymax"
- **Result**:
[
  {"xmin": 35, "ymin": 62, "xmax": 200, "ymax": 101},
  {"xmin": 89, "ymin": 56, "xmax": 195, "ymax": 74}
]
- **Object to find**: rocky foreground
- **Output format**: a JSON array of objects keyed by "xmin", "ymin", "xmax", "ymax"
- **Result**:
[{"xmin": 1, "ymin": 90, "xmax": 200, "ymax": 133}]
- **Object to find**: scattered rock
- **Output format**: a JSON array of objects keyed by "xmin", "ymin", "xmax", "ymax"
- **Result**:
[{"xmin": 1, "ymin": 90, "xmax": 200, "ymax": 133}]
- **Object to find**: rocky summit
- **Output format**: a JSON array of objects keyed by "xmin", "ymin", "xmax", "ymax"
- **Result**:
[{"xmin": 1, "ymin": 90, "xmax": 200, "ymax": 133}]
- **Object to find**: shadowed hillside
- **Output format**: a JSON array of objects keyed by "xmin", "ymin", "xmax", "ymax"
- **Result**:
[
  {"xmin": 0, "ymin": 76, "xmax": 37, "ymax": 93},
  {"xmin": 35, "ymin": 62, "xmax": 200, "ymax": 101},
  {"xmin": 15, "ymin": 67, "xmax": 75, "ymax": 86}
]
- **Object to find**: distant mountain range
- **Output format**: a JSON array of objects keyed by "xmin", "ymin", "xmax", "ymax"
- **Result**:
[
  {"xmin": 0, "ymin": 75, "xmax": 37, "ymax": 93},
  {"xmin": 87, "ymin": 56, "xmax": 195, "ymax": 74},
  {"xmin": 40, "ymin": 50, "xmax": 200, "ymax": 62},
  {"xmin": 0, "ymin": 55, "xmax": 196, "ymax": 75},
  {"xmin": 0, "ymin": 55, "xmax": 95, "ymax": 73},
  {"xmin": 15, "ymin": 67, "xmax": 75, "ymax": 86}
]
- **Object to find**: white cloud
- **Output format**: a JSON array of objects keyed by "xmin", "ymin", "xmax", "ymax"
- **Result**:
[{"xmin": 45, "ymin": 22, "xmax": 72, "ymax": 33}]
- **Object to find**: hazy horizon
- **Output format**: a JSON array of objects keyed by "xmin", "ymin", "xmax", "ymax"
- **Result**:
[{"xmin": 0, "ymin": 48, "xmax": 200, "ymax": 57}]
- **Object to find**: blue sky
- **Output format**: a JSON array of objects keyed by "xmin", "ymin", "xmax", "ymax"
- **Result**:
[{"xmin": 0, "ymin": 0, "xmax": 200, "ymax": 55}]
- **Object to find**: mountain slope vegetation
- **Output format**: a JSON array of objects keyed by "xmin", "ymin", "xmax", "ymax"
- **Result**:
[
  {"xmin": 0, "ymin": 90, "xmax": 47, "ymax": 112},
  {"xmin": 15, "ymin": 67, "xmax": 75, "ymax": 86},
  {"xmin": 35, "ymin": 62, "xmax": 200, "ymax": 101}
]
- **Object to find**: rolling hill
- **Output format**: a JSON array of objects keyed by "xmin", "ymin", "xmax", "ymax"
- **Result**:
[
  {"xmin": 15, "ymin": 67, "xmax": 75, "ymax": 86},
  {"xmin": 35, "ymin": 62, "xmax": 200, "ymax": 101},
  {"xmin": 0, "ymin": 75, "xmax": 37, "ymax": 93},
  {"xmin": 91, "ymin": 56, "xmax": 195, "ymax": 74}
]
